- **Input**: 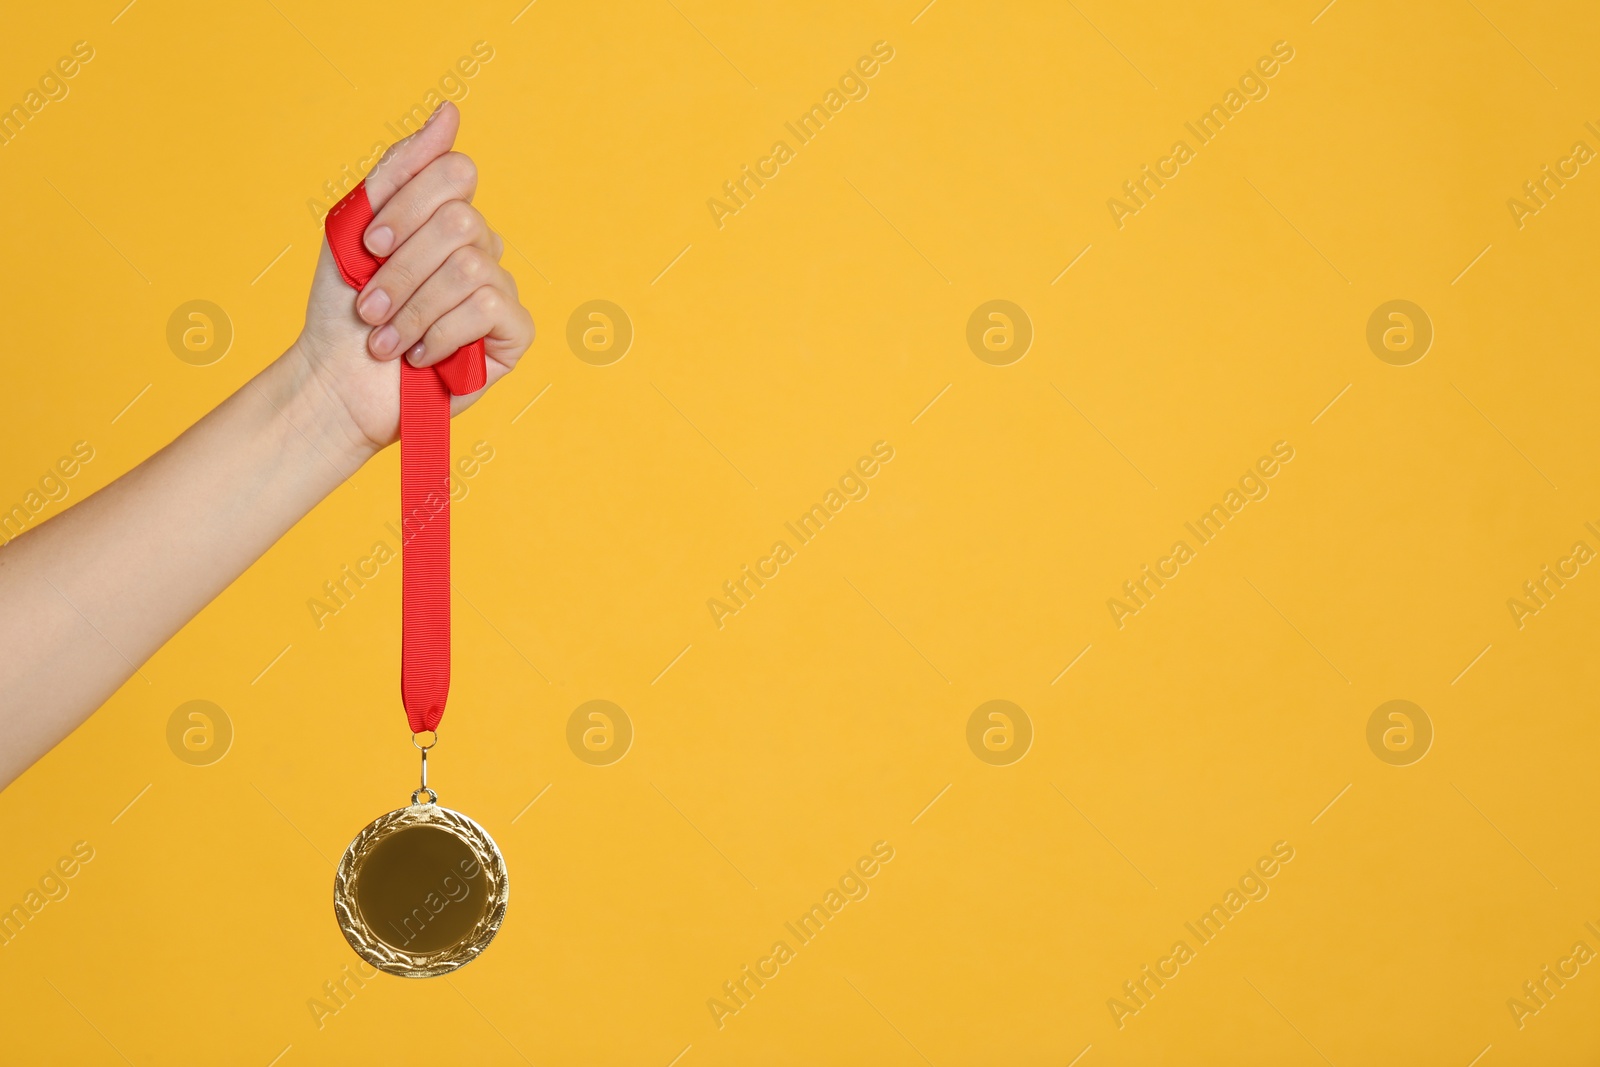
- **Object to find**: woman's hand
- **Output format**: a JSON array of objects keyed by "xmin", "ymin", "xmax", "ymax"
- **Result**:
[
  {"xmin": 0, "ymin": 102, "xmax": 534, "ymax": 790},
  {"xmin": 292, "ymin": 101, "xmax": 534, "ymax": 460}
]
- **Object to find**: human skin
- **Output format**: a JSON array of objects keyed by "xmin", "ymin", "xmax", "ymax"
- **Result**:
[{"xmin": 0, "ymin": 102, "xmax": 533, "ymax": 790}]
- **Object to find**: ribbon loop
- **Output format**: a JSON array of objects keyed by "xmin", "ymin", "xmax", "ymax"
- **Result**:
[{"xmin": 324, "ymin": 182, "xmax": 488, "ymax": 393}]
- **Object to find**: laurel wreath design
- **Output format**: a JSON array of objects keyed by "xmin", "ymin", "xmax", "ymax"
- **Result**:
[{"xmin": 333, "ymin": 802, "xmax": 509, "ymax": 978}]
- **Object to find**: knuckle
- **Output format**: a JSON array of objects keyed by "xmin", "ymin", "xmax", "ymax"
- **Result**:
[
  {"xmin": 398, "ymin": 299, "xmax": 429, "ymax": 335},
  {"xmin": 442, "ymin": 152, "xmax": 477, "ymax": 190},
  {"xmin": 381, "ymin": 260, "xmax": 415, "ymax": 294},
  {"xmin": 393, "ymin": 196, "xmax": 428, "ymax": 233},
  {"xmin": 454, "ymin": 247, "xmax": 489, "ymax": 284},
  {"xmin": 441, "ymin": 199, "xmax": 476, "ymax": 239},
  {"xmin": 474, "ymin": 287, "xmax": 504, "ymax": 316}
]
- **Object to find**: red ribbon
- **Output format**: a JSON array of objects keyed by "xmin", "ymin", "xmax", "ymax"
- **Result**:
[{"xmin": 325, "ymin": 181, "xmax": 487, "ymax": 733}]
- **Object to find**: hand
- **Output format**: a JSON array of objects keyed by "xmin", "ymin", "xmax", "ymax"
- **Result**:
[{"xmin": 291, "ymin": 102, "xmax": 534, "ymax": 460}]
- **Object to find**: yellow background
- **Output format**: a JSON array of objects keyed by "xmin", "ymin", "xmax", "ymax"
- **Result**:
[{"xmin": 2, "ymin": 0, "xmax": 1598, "ymax": 1063}]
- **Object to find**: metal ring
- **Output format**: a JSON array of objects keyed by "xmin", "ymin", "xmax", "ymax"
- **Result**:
[
  {"xmin": 411, "ymin": 787, "xmax": 439, "ymax": 806},
  {"xmin": 412, "ymin": 730, "xmax": 439, "ymax": 751}
]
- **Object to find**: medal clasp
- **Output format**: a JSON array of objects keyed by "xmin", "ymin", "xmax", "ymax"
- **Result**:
[{"xmin": 413, "ymin": 730, "xmax": 438, "ymax": 805}]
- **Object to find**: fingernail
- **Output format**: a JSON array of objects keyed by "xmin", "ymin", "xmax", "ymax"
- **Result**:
[
  {"xmin": 371, "ymin": 326, "xmax": 399, "ymax": 356},
  {"xmin": 365, "ymin": 225, "xmax": 394, "ymax": 256},
  {"xmin": 406, "ymin": 343, "xmax": 426, "ymax": 365},
  {"xmin": 358, "ymin": 286, "xmax": 391, "ymax": 322}
]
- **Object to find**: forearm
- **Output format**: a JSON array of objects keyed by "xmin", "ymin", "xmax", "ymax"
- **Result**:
[
  {"xmin": 0, "ymin": 103, "xmax": 530, "ymax": 791},
  {"xmin": 0, "ymin": 346, "xmax": 376, "ymax": 787}
]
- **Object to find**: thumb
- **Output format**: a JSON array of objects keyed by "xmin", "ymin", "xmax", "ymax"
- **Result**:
[{"xmin": 363, "ymin": 101, "xmax": 460, "ymax": 212}]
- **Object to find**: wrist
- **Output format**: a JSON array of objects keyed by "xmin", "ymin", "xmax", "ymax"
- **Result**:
[{"xmin": 264, "ymin": 343, "xmax": 382, "ymax": 476}]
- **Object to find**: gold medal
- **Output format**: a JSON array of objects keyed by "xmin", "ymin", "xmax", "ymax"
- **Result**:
[
  {"xmin": 334, "ymin": 734, "xmax": 507, "ymax": 978},
  {"xmin": 323, "ymin": 181, "xmax": 506, "ymax": 978}
]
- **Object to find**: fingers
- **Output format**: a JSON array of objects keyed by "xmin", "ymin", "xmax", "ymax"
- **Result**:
[
  {"xmin": 349, "ymin": 108, "xmax": 532, "ymax": 385},
  {"xmin": 363, "ymin": 151, "xmax": 479, "ymax": 257},
  {"xmin": 356, "ymin": 199, "xmax": 498, "ymax": 337},
  {"xmin": 372, "ymin": 244, "xmax": 517, "ymax": 362},
  {"xmin": 405, "ymin": 284, "xmax": 534, "ymax": 374},
  {"xmin": 362, "ymin": 102, "xmax": 460, "ymax": 213}
]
